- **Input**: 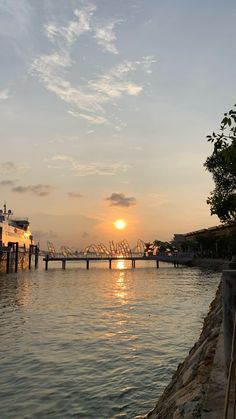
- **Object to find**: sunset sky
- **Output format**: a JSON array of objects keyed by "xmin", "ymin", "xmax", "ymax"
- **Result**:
[{"xmin": 1, "ymin": 0, "xmax": 236, "ymax": 249}]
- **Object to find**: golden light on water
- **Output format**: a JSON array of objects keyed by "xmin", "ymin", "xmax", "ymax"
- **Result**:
[
  {"xmin": 113, "ymin": 219, "xmax": 127, "ymax": 230},
  {"xmin": 115, "ymin": 271, "xmax": 127, "ymax": 304},
  {"xmin": 117, "ymin": 260, "xmax": 125, "ymax": 270}
]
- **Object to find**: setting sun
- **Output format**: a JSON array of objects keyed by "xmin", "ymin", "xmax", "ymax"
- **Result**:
[{"xmin": 113, "ymin": 219, "xmax": 127, "ymax": 230}]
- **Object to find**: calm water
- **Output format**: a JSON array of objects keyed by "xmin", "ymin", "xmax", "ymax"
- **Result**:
[{"xmin": 0, "ymin": 260, "xmax": 220, "ymax": 418}]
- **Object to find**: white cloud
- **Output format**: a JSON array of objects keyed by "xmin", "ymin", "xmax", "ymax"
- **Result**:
[
  {"xmin": 68, "ymin": 110, "xmax": 107, "ymax": 124},
  {"xmin": 88, "ymin": 62, "xmax": 143, "ymax": 98},
  {"xmin": 143, "ymin": 55, "xmax": 157, "ymax": 74},
  {"xmin": 32, "ymin": 53, "xmax": 143, "ymax": 122},
  {"xmin": 94, "ymin": 22, "xmax": 119, "ymax": 54},
  {"xmin": 78, "ymin": 113, "xmax": 107, "ymax": 124},
  {"xmin": 44, "ymin": 6, "xmax": 95, "ymax": 45},
  {"xmin": 47, "ymin": 155, "xmax": 131, "ymax": 176},
  {"xmin": 31, "ymin": 6, "xmax": 155, "ymax": 126},
  {"xmin": 0, "ymin": 89, "xmax": 10, "ymax": 100}
]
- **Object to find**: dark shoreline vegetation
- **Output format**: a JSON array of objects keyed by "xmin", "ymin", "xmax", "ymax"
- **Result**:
[{"xmin": 204, "ymin": 104, "xmax": 236, "ymax": 224}]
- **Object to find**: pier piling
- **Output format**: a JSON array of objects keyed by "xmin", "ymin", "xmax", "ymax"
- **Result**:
[
  {"xmin": 28, "ymin": 245, "xmax": 32, "ymax": 269},
  {"xmin": 35, "ymin": 246, "xmax": 39, "ymax": 269},
  {"xmin": 45, "ymin": 256, "xmax": 49, "ymax": 270},
  {"xmin": 14, "ymin": 242, "xmax": 19, "ymax": 273},
  {"xmin": 6, "ymin": 249, "xmax": 10, "ymax": 273}
]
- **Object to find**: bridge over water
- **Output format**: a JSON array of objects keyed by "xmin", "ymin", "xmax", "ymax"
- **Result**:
[{"xmin": 43, "ymin": 240, "xmax": 194, "ymax": 270}]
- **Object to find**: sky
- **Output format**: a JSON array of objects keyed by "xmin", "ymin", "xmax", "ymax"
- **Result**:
[{"xmin": 0, "ymin": 0, "xmax": 236, "ymax": 250}]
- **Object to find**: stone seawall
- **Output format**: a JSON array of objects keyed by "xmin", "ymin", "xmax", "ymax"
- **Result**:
[{"xmin": 137, "ymin": 280, "xmax": 223, "ymax": 419}]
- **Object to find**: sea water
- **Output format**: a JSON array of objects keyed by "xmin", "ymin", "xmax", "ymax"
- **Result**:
[{"xmin": 0, "ymin": 260, "xmax": 221, "ymax": 418}]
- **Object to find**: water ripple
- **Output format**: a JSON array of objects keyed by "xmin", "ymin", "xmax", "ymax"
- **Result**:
[{"xmin": 0, "ymin": 262, "xmax": 220, "ymax": 418}]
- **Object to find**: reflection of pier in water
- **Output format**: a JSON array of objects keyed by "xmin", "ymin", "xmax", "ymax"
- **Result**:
[{"xmin": 44, "ymin": 240, "xmax": 194, "ymax": 270}]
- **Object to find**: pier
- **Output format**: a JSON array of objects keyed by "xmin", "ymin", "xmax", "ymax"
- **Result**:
[
  {"xmin": 43, "ymin": 241, "xmax": 193, "ymax": 270},
  {"xmin": 44, "ymin": 255, "xmax": 163, "ymax": 270}
]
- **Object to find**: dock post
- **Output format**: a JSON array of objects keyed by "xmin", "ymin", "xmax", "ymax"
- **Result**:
[
  {"xmin": 133, "ymin": 259, "xmax": 136, "ymax": 268},
  {"xmin": 15, "ymin": 242, "xmax": 19, "ymax": 273},
  {"xmin": 62, "ymin": 259, "xmax": 66, "ymax": 269},
  {"xmin": 45, "ymin": 255, "xmax": 49, "ymax": 270},
  {"xmin": 29, "ymin": 245, "xmax": 32, "ymax": 269},
  {"xmin": 35, "ymin": 245, "xmax": 39, "ymax": 269},
  {"xmin": 6, "ymin": 248, "xmax": 10, "ymax": 273},
  {"xmin": 86, "ymin": 259, "xmax": 89, "ymax": 270},
  {"xmin": 109, "ymin": 259, "xmax": 112, "ymax": 269},
  {"xmin": 156, "ymin": 260, "xmax": 159, "ymax": 268}
]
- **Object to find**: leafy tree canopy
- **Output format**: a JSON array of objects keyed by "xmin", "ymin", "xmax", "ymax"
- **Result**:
[{"xmin": 204, "ymin": 105, "xmax": 236, "ymax": 222}]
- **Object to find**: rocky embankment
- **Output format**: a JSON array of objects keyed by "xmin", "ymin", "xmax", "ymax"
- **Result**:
[
  {"xmin": 138, "ymin": 281, "xmax": 223, "ymax": 419},
  {"xmin": 190, "ymin": 258, "xmax": 228, "ymax": 270}
]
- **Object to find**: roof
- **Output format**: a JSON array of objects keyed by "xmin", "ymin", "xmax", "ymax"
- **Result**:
[{"xmin": 184, "ymin": 223, "xmax": 236, "ymax": 237}]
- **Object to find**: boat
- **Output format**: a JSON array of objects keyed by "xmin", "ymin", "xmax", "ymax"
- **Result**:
[{"xmin": 0, "ymin": 203, "xmax": 33, "ymax": 249}]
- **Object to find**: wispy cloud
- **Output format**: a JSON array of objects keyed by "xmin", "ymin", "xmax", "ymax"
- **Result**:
[
  {"xmin": 68, "ymin": 192, "xmax": 83, "ymax": 198},
  {"xmin": 12, "ymin": 184, "xmax": 54, "ymax": 196},
  {"xmin": 47, "ymin": 155, "xmax": 131, "ymax": 176},
  {"xmin": 0, "ymin": 1, "xmax": 33, "ymax": 59},
  {"xmin": 0, "ymin": 161, "xmax": 30, "ymax": 174},
  {"xmin": 106, "ymin": 192, "xmax": 137, "ymax": 207},
  {"xmin": 88, "ymin": 61, "xmax": 143, "ymax": 98},
  {"xmin": 68, "ymin": 110, "xmax": 107, "ymax": 125},
  {"xmin": 0, "ymin": 179, "xmax": 16, "ymax": 186},
  {"xmin": 0, "ymin": 89, "xmax": 10, "ymax": 100},
  {"xmin": 94, "ymin": 21, "xmax": 119, "ymax": 54},
  {"xmin": 44, "ymin": 6, "xmax": 94, "ymax": 45},
  {"xmin": 32, "ymin": 54, "xmax": 143, "ymax": 123},
  {"xmin": 31, "ymin": 5, "xmax": 155, "ymax": 126},
  {"xmin": 140, "ymin": 56, "xmax": 157, "ymax": 74}
]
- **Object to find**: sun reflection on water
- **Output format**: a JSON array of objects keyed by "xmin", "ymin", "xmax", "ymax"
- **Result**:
[
  {"xmin": 116, "ymin": 260, "xmax": 125, "ymax": 270},
  {"xmin": 115, "ymin": 270, "xmax": 128, "ymax": 305}
]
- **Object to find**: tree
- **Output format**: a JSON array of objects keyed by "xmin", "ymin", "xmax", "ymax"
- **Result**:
[{"xmin": 204, "ymin": 105, "xmax": 236, "ymax": 222}]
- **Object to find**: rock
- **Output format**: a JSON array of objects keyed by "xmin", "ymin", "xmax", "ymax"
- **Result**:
[{"xmin": 139, "ymin": 282, "xmax": 223, "ymax": 419}]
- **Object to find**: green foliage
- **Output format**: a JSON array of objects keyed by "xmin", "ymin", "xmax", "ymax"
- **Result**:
[{"xmin": 205, "ymin": 105, "xmax": 236, "ymax": 222}]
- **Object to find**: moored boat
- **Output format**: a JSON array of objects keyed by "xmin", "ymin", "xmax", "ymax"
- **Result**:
[{"xmin": 0, "ymin": 203, "xmax": 33, "ymax": 249}]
